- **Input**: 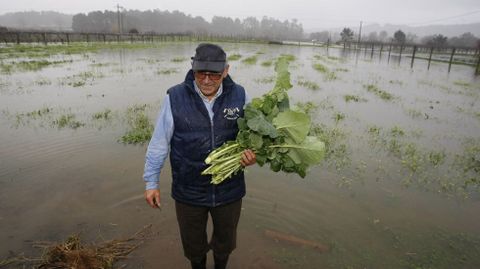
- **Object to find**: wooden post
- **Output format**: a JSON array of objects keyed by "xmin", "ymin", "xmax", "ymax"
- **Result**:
[
  {"xmin": 326, "ymin": 38, "xmax": 330, "ymax": 51},
  {"xmin": 370, "ymin": 43, "xmax": 374, "ymax": 59},
  {"xmin": 411, "ymin": 46, "xmax": 417, "ymax": 68},
  {"xmin": 448, "ymin": 48, "xmax": 456, "ymax": 73},
  {"xmin": 427, "ymin": 47, "xmax": 434, "ymax": 70},
  {"xmin": 117, "ymin": 34, "xmax": 120, "ymax": 43},
  {"xmin": 86, "ymin": 34, "xmax": 90, "ymax": 43},
  {"xmin": 42, "ymin": 32, "xmax": 47, "ymax": 45},
  {"xmin": 103, "ymin": 34, "xmax": 106, "ymax": 43},
  {"xmin": 388, "ymin": 43, "xmax": 392, "ymax": 63},
  {"xmin": 66, "ymin": 33, "xmax": 70, "ymax": 44},
  {"xmin": 475, "ymin": 53, "xmax": 480, "ymax": 75},
  {"xmin": 398, "ymin": 45, "xmax": 404, "ymax": 63},
  {"xmin": 16, "ymin": 33, "xmax": 20, "ymax": 44}
]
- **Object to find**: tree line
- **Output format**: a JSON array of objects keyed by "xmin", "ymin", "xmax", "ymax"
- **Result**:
[
  {"xmin": 311, "ymin": 28, "xmax": 480, "ymax": 49},
  {"xmin": 72, "ymin": 9, "xmax": 303, "ymax": 41}
]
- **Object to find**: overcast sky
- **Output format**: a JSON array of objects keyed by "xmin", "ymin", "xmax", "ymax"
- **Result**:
[{"xmin": 1, "ymin": 0, "xmax": 479, "ymax": 30}]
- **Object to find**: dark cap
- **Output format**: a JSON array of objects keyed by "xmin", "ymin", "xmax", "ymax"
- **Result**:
[{"xmin": 191, "ymin": 43, "xmax": 227, "ymax": 73}]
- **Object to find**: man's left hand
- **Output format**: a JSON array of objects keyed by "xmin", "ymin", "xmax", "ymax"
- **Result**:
[{"xmin": 240, "ymin": 149, "xmax": 256, "ymax": 167}]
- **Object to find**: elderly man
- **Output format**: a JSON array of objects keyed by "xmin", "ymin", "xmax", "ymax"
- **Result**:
[{"xmin": 143, "ymin": 43, "xmax": 256, "ymax": 269}]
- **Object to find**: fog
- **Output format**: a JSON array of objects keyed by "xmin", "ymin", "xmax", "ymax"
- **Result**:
[{"xmin": 1, "ymin": 0, "xmax": 479, "ymax": 30}]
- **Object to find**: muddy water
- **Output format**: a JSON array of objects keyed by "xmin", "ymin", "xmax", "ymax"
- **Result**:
[{"xmin": 1, "ymin": 42, "xmax": 479, "ymax": 268}]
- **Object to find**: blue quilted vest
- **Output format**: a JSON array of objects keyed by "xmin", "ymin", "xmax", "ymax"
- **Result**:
[{"xmin": 168, "ymin": 70, "xmax": 246, "ymax": 207}]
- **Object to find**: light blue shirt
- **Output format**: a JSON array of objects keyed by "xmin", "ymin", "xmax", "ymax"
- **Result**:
[{"xmin": 143, "ymin": 81, "xmax": 249, "ymax": 190}]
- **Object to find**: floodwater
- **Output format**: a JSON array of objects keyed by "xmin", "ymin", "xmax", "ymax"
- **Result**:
[{"xmin": 1, "ymin": 42, "xmax": 479, "ymax": 268}]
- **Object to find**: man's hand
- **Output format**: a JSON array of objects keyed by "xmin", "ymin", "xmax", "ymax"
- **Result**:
[
  {"xmin": 240, "ymin": 149, "xmax": 256, "ymax": 167},
  {"xmin": 145, "ymin": 189, "xmax": 161, "ymax": 209}
]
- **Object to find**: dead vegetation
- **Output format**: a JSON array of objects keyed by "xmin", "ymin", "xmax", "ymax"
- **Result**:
[{"xmin": 0, "ymin": 224, "xmax": 152, "ymax": 269}]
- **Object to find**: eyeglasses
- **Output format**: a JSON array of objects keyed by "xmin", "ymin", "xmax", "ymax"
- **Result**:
[{"xmin": 194, "ymin": 71, "xmax": 223, "ymax": 81}]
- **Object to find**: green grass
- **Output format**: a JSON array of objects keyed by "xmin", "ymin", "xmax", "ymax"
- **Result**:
[
  {"xmin": 254, "ymin": 76, "xmax": 276, "ymax": 84},
  {"xmin": 313, "ymin": 63, "xmax": 329, "ymax": 73},
  {"xmin": 366, "ymin": 125, "xmax": 480, "ymax": 197},
  {"xmin": 60, "ymin": 71, "xmax": 104, "ymax": 87},
  {"xmin": 0, "ymin": 43, "xmax": 164, "ymax": 60},
  {"xmin": 93, "ymin": 109, "xmax": 112, "ymax": 120},
  {"xmin": 34, "ymin": 77, "xmax": 52, "ymax": 86},
  {"xmin": 297, "ymin": 79, "xmax": 320, "ymax": 90},
  {"xmin": 171, "ymin": 57, "xmax": 186, "ymax": 62},
  {"xmin": 1, "ymin": 59, "xmax": 73, "ymax": 73},
  {"xmin": 344, "ymin": 95, "xmax": 366, "ymax": 102},
  {"xmin": 261, "ymin": 60, "xmax": 273, "ymax": 67},
  {"xmin": 120, "ymin": 104, "xmax": 153, "ymax": 144},
  {"xmin": 333, "ymin": 112, "xmax": 346, "ymax": 123},
  {"xmin": 363, "ymin": 84, "xmax": 394, "ymax": 101},
  {"xmin": 53, "ymin": 114, "xmax": 85, "ymax": 129},
  {"xmin": 227, "ymin": 54, "xmax": 242, "ymax": 61},
  {"xmin": 406, "ymin": 108, "xmax": 423, "ymax": 119},
  {"xmin": 242, "ymin": 55, "xmax": 258, "ymax": 65},
  {"xmin": 312, "ymin": 63, "xmax": 338, "ymax": 81},
  {"xmin": 156, "ymin": 68, "xmax": 178, "ymax": 75}
]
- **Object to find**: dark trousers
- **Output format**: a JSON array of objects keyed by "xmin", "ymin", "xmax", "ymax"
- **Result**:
[{"xmin": 175, "ymin": 199, "xmax": 242, "ymax": 264}]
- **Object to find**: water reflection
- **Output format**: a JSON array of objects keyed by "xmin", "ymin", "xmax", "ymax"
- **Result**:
[{"xmin": 0, "ymin": 42, "xmax": 479, "ymax": 268}]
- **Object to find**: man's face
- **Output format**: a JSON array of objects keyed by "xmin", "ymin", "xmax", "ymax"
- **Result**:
[{"xmin": 194, "ymin": 65, "xmax": 229, "ymax": 99}]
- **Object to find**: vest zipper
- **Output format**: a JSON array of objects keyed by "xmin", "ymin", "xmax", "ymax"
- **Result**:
[{"xmin": 210, "ymin": 118, "xmax": 216, "ymax": 207}]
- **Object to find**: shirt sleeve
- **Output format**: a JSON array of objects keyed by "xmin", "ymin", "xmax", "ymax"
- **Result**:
[
  {"xmin": 245, "ymin": 91, "xmax": 251, "ymax": 104},
  {"xmin": 143, "ymin": 95, "xmax": 174, "ymax": 190}
]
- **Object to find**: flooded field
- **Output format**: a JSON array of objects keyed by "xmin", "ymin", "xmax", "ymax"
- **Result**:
[{"xmin": 1, "ymin": 41, "xmax": 479, "ymax": 268}]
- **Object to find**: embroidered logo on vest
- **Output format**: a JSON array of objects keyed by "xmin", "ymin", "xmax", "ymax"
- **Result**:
[{"xmin": 223, "ymin": 107, "xmax": 240, "ymax": 120}]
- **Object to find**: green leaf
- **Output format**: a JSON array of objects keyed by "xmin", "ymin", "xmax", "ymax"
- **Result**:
[
  {"xmin": 248, "ymin": 132, "xmax": 264, "ymax": 150},
  {"xmin": 273, "ymin": 110, "xmax": 310, "ymax": 143},
  {"xmin": 282, "ymin": 136, "xmax": 325, "ymax": 166},
  {"xmin": 273, "ymin": 136, "xmax": 325, "ymax": 166},
  {"xmin": 245, "ymin": 106, "xmax": 278, "ymax": 138}
]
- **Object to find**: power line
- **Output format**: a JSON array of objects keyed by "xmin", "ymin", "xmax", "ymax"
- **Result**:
[{"xmin": 407, "ymin": 9, "xmax": 480, "ymax": 26}]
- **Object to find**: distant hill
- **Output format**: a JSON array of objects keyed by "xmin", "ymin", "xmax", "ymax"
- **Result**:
[
  {"xmin": 307, "ymin": 22, "xmax": 480, "ymax": 38},
  {"xmin": 0, "ymin": 11, "xmax": 72, "ymax": 31}
]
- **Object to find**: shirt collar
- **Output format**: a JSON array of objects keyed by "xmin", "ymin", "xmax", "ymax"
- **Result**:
[{"xmin": 193, "ymin": 80, "xmax": 223, "ymax": 103}]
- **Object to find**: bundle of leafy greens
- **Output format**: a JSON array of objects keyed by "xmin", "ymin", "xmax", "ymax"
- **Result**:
[{"xmin": 202, "ymin": 55, "xmax": 325, "ymax": 184}]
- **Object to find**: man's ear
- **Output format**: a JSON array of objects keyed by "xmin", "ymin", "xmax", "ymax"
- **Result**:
[{"xmin": 223, "ymin": 64, "xmax": 230, "ymax": 77}]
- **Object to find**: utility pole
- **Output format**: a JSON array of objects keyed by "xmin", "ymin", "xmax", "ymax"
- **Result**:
[
  {"xmin": 357, "ymin": 21, "xmax": 363, "ymax": 50},
  {"xmin": 116, "ymin": 4, "xmax": 123, "ymax": 34}
]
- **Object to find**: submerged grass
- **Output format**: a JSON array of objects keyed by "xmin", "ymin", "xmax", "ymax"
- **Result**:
[
  {"xmin": 242, "ymin": 55, "xmax": 258, "ymax": 65},
  {"xmin": 297, "ymin": 79, "xmax": 320, "ymax": 90},
  {"xmin": 254, "ymin": 76, "xmax": 276, "ymax": 84},
  {"xmin": 60, "ymin": 71, "xmax": 104, "ymax": 87},
  {"xmin": 295, "ymin": 101, "xmax": 351, "ymax": 172},
  {"xmin": 363, "ymin": 84, "xmax": 394, "ymax": 101},
  {"xmin": 261, "ymin": 60, "xmax": 273, "ymax": 67},
  {"xmin": 156, "ymin": 68, "xmax": 178, "ymax": 75},
  {"xmin": 53, "ymin": 114, "xmax": 85, "ymax": 129},
  {"xmin": 367, "ymin": 125, "xmax": 480, "ymax": 197},
  {"xmin": 170, "ymin": 57, "xmax": 186, "ymax": 62},
  {"xmin": 344, "ymin": 95, "xmax": 367, "ymax": 103},
  {"xmin": 227, "ymin": 54, "xmax": 242, "ymax": 61},
  {"xmin": 0, "ymin": 43, "xmax": 163, "ymax": 60},
  {"xmin": 312, "ymin": 63, "xmax": 338, "ymax": 81},
  {"xmin": 120, "ymin": 104, "xmax": 153, "ymax": 144},
  {"xmin": 93, "ymin": 109, "xmax": 112, "ymax": 120},
  {"xmin": 1, "ymin": 59, "xmax": 73, "ymax": 73}
]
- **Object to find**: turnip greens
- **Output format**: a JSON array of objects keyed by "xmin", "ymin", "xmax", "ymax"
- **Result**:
[{"xmin": 202, "ymin": 55, "xmax": 325, "ymax": 184}]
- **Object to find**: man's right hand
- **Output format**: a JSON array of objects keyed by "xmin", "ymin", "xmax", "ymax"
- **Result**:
[{"xmin": 145, "ymin": 189, "xmax": 161, "ymax": 209}]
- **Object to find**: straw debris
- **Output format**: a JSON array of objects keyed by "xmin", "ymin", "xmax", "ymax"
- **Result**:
[{"xmin": 1, "ymin": 224, "xmax": 152, "ymax": 269}]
